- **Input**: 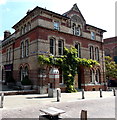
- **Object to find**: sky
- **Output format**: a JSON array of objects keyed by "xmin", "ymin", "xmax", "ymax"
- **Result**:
[{"xmin": 0, "ymin": 0, "xmax": 116, "ymax": 40}]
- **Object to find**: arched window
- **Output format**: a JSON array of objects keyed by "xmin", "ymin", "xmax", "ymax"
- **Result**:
[
  {"xmin": 58, "ymin": 40, "xmax": 64, "ymax": 55},
  {"xmin": 90, "ymin": 69, "xmax": 95, "ymax": 83},
  {"xmin": 25, "ymin": 40, "xmax": 29, "ymax": 57},
  {"xmin": 76, "ymin": 25, "xmax": 81, "ymax": 36},
  {"xmin": 90, "ymin": 46, "xmax": 94, "ymax": 60},
  {"xmin": 24, "ymin": 66, "xmax": 28, "ymax": 77},
  {"xmin": 72, "ymin": 23, "xmax": 81, "ymax": 36},
  {"xmin": 50, "ymin": 38, "xmax": 55, "ymax": 55},
  {"xmin": 95, "ymin": 47, "xmax": 99, "ymax": 61},
  {"xmin": 104, "ymin": 48, "xmax": 110, "ymax": 56},
  {"xmin": 75, "ymin": 43, "xmax": 81, "ymax": 58},
  {"xmin": 21, "ymin": 42, "xmax": 24, "ymax": 58},
  {"xmin": 95, "ymin": 69, "xmax": 100, "ymax": 83},
  {"xmin": 20, "ymin": 67, "xmax": 23, "ymax": 81},
  {"xmin": 72, "ymin": 23, "xmax": 76, "ymax": 35}
]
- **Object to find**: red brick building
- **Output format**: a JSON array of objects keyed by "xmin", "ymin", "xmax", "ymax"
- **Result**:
[
  {"xmin": 104, "ymin": 36, "xmax": 117, "ymax": 63},
  {"xmin": 1, "ymin": 4, "xmax": 106, "ymax": 92}
]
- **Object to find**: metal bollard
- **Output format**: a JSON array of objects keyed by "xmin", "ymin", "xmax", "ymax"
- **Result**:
[
  {"xmin": 100, "ymin": 89, "xmax": 102, "ymax": 98},
  {"xmin": 82, "ymin": 89, "xmax": 85, "ymax": 99},
  {"xmin": 0, "ymin": 93, "xmax": 4, "ymax": 108},
  {"xmin": 57, "ymin": 89, "xmax": 60, "ymax": 102},
  {"xmin": 113, "ymin": 88, "xmax": 116, "ymax": 96}
]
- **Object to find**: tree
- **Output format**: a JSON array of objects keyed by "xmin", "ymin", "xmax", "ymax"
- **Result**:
[
  {"xmin": 105, "ymin": 56, "xmax": 117, "ymax": 80},
  {"xmin": 38, "ymin": 46, "xmax": 99, "ymax": 92}
]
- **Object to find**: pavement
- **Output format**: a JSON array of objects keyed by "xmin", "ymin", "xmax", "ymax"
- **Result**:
[{"xmin": 0, "ymin": 90, "xmax": 116, "ymax": 119}]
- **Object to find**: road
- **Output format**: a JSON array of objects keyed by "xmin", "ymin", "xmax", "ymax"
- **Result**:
[{"xmin": 0, "ymin": 92, "xmax": 116, "ymax": 119}]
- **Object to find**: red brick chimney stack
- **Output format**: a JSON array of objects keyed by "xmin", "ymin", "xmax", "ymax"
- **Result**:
[{"xmin": 4, "ymin": 30, "xmax": 11, "ymax": 39}]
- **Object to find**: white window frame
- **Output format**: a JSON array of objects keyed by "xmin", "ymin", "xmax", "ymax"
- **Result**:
[
  {"xmin": 75, "ymin": 43, "xmax": 81, "ymax": 58},
  {"xmin": 54, "ymin": 21, "xmax": 60, "ymax": 30},
  {"xmin": 90, "ymin": 46, "xmax": 94, "ymax": 60},
  {"xmin": 91, "ymin": 31, "xmax": 95, "ymax": 40},
  {"xmin": 50, "ymin": 38, "xmax": 55, "ymax": 55},
  {"xmin": 75, "ymin": 26, "xmax": 81, "ymax": 36},
  {"xmin": 58, "ymin": 40, "xmax": 64, "ymax": 55},
  {"xmin": 21, "ymin": 42, "xmax": 24, "ymax": 58},
  {"xmin": 90, "ymin": 69, "xmax": 95, "ymax": 83},
  {"xmin": 95, "ymin": 69, "xmax": 100, "ymax": 83}
]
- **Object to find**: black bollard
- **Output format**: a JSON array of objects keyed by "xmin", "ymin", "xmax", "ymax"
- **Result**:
[
  {"xmin": 57, "ymin": 89, "xmax": 60, "ymax": 102},
  {"xmin": 0, "ymin": 93, "xmax": 4, "ymax": 108},
  {"xmin": 113, "ymin": 88, "xmax": 116, "ymax": 96},
  {"xmin": 82, "ymin": 89, "xmax": 85, "ymax": 99},
  {"xmin": 100, "ymin": 89, "xmax": 102, "ymax": 98}
]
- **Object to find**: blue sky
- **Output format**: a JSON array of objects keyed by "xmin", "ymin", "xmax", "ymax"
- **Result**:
[{"xmin": 0, "ymin": 0, "xmax": 116, "ymax": 40}]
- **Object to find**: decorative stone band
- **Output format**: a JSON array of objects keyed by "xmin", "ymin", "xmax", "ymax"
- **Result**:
[{"xmin": 81, "ymin": 83, "xmax": 106, "ymax": 86}]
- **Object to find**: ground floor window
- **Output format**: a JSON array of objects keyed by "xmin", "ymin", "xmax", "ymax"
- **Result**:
[
  {"xmin": 95, "ymin": 69, "xmax": 100, "ymax": 83},
  {"xmin": 90, "ymin": 69, "xmax": 101, "ymax": 84},
  {"xmin": 20, "ymin": 67, "xmax": 23, "ymax": 81},
  {"xmin": 20, "ymin": 66, "xmax": 29, "ymax": 81},
  {"xmin": 90, "ymin": 69, "xmax": 95, "ymax": 83}
]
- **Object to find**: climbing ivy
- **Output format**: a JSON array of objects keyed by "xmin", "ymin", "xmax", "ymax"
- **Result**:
[{"xmin": 38, "ymin": 46, "xmax": 99, "ymax": 92}]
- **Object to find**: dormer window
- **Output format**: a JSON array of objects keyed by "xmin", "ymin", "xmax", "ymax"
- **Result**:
[
  {"xmin": 72, "ymin": 23, "xmax": 76, "ymax": 35},
  {"xmin": 72, "ymin": 23, "xmax": 81, "ymax": 36},
  {"xmin": 76, "ymin": 25, "xmax": 81, "ymax": 36},
  {"xmin": 54, "ymin": 21, "xmax": 60, "ymax": 30},
  {"xmin": 91, "ymin": 32, "xmax": 95, "ymax": 40}
]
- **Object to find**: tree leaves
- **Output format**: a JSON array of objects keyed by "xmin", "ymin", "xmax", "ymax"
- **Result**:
[{"xmin": 105, "ymin": 56, "xmax": 117, "ymax": 79}]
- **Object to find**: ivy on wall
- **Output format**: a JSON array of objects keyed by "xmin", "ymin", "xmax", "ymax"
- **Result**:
[{"xmin": 38, "ymin": 46, "xmax": 99, "ymax": 92}]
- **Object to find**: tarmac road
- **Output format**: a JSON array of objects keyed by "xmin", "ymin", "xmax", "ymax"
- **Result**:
[{"xmin": 0, "ymin": 91, "xmax": 116, "ymax": 119}]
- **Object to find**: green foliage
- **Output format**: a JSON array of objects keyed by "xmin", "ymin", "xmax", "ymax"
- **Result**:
[
  {"xmin": 105, "ymin": 56, "xmax": 117, "ymax": 79},
  {"xmin": 38, "ymin": 46, "xmax": 99, "ymax": 92}
]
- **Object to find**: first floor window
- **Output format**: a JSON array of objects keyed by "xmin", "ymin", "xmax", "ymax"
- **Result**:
[
  {"xmin": 50, "ymin": 38, "xmax": 55, "ymax": 55},
  {"xmin": 75, "ymin": 43, "xmax": 81, "ymax": 58},
  {"xmin": 91, "ymin": 32, "xmax": 95, "ymax": 40},
  {"xmin": 95, "ymin": 47, "xmax": 99, "ymax": 61},
  {"xmin": 58, "ymin": 40, "xmax": 64, "ymax": 55},
  {"xmin": 54, "ymin": 22, "xmax": 60, "ymax": 30},
  {"xmin": 90, "ymin": 46, "xmax": 94, "ymax": 60},
  {"xmin": 21, "ymin": 42, "xmax": 24, "ymax": 58},
  {"xmin": 25, "ymin": 40, "xmax": 29, "ymax": 57}
]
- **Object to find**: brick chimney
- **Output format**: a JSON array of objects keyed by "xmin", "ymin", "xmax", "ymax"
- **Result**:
[{"xmin": 4, "ymin": 30, "xmax": 11, "ymax": 39}]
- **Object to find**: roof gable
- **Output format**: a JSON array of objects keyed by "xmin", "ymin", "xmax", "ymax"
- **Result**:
[{"xmin": 63, "ymin": 3, "xmax": 86, "ymax": 23}]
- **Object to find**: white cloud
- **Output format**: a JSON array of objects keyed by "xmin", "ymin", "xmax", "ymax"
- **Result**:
[{"xmin": 0, "ymin": 0, "xmax": 7, "ymax": 5}]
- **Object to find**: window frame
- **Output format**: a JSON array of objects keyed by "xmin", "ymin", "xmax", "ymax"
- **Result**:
[
  {"xmin": 25, "ymin": 40, "xmax": 29, "ymax": 57},
  {"xmin": 91, "ymin": 31, "xmax": 95, "ymax": 40},
  {"xmin": 90, "ymin": 46, "xmax": 94, "ymax": 60},
  {"xmin": 50, "ymin": 38, "xmax": 56, "ymax": 55},
  {"xmin": 95, "ymin": 47, "xmax": 99, "ymax": 61},
  {"xmin": 58, "ymin": 40, "xmax": 64, "ymax": 55},
  {"xmin": 54, "ymin": 21, "xmax": 60, "ymax": 30},
  {"xmin": 75, "ymin": 43, "xmax": 81, "ymax": 58},
  {"xmin": 21, "ymin": 42, "xmax": 24, "ymax": 58}
]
